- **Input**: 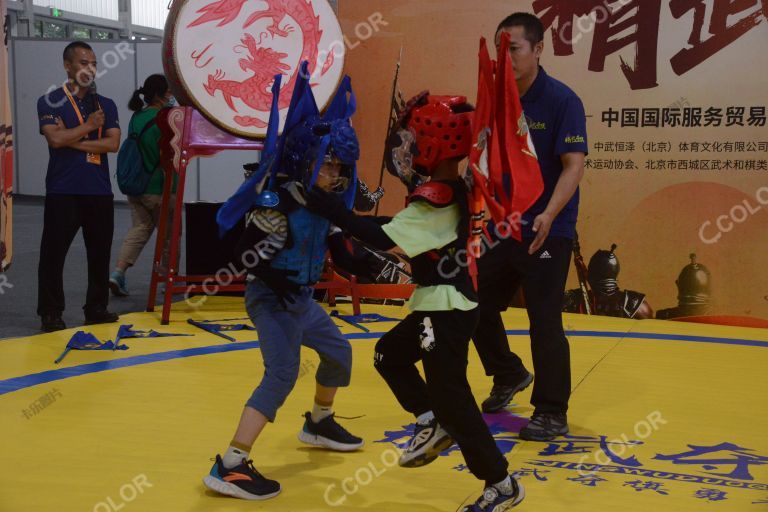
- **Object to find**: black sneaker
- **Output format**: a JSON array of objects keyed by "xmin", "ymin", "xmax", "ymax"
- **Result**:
[
  {"xmin": 519, "ymin": 412, "xmax": 568, "ymax": 441},
  {"xmin": 203, "ymin": 455, "xmax": 281, "ymax": 500},
  {"xmin": 481, "ymin": 372, "xmax": 534, "ymax": 413},
  {"xmin": 298, "ymin": 412, "xmax": 364, "ymax": 451},
  {"xmin": 463, "ymin": 476, "xmax": 525, "ymax": 511},
  {"xmin": 84, "ymin": 308, "xmax": 119, "ymax": 325},
  {"xmin": 41, "ymin": 313, "xmax": 66, "ymax": 333},
  {"xmin": 399, "ymin": 417, "xmax": 454, "ymax": 468}
]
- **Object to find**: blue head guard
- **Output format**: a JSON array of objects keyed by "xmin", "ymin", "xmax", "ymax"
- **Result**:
[
  {"xmin": 281, "ymin": 78, "xmax": 359, "ymax": 208},
  {"xmin": 217, "ymin": 63, "xmax": 359, "ymax": 236}
]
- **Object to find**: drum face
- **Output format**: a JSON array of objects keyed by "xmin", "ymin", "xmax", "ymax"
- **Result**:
[{"xmin": 163, "ymin": 0, "xmax": 345, "ymax": 139}]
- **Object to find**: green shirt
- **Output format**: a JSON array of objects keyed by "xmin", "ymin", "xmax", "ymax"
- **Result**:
[
  {"xmin": 382, "ymin": 201, "xmax": 477, "ymax": 312},
  {"xmin": 129, "ymin": 108, "xmax": 176, "ymax": 195}
]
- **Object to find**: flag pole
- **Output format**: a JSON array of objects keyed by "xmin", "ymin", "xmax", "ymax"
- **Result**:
[
  {"xmin": 374, "ymin": 46, "xmax": 403, "ymax": 216},
  {"xmin": 54, "ymin": 347, "xmax": 72, "ymax": 365}
]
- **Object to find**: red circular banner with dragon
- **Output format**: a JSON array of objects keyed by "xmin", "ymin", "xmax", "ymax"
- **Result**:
[{"xmin": 163, "ymin": 0, "xmax": 345, "ymax": 139}]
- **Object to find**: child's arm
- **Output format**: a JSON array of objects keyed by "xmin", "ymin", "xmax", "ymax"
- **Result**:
[
  {"xmin": 235, "ymin": 209, "xmax": 286, "ymax": 269},
  {"xmin": 308, "ymin": 186, "xmax": 460, "ymax": 259},
  {"xmin": 327, "ymin": 229, "xmax": 380, "ymax": 281},
  {"xmin": 307, "ymin": 188, "xmax": 397, "ymax": 251}
]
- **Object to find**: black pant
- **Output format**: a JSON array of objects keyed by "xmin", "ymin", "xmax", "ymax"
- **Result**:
[
  {"xmin": 473, "ymin": 235, "xmax": 573, "ymax": 414},
  {"xmin": 374, "ymin": 308, "xmax": 508, "ymax": 484},
  {"xmin": 37, "ymin": 194, "xmax": 114, "ymax": 316}
]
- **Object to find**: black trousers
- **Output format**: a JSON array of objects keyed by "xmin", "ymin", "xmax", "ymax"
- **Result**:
[
  {"xmin": 374, "ymin": 308, "xmax": 508, "ymax": 484},
  {"xmin": 37, "ymin": 194, "xmax": 114, "ymax": 316},
  {"xmin": 473, "ymin": 235, "xmax": 573, "ymax": 414}
]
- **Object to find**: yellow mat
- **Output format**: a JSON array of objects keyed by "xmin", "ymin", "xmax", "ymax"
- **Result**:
[{"xmin": 1, "ymin": 297, "xmax": 767, "ymax": 512}]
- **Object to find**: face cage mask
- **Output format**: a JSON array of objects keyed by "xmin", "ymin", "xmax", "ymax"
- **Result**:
[
  {"xmin": 315, "ymin": 154, "xmax": 353, "ymax": 195},
  {"xmin": 386, "ymin": 127, "xmax": 424, "ymax": 192}
]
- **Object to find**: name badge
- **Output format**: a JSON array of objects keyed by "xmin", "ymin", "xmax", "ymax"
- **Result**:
[{"xmin": 87, "ymin": 153, "xmax": 102, "ymax": 165}]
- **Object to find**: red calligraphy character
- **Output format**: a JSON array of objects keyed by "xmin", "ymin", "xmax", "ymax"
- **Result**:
[
  {"xmin": 670, "ymin": 0, "xmax": 766, "ymax": 75},
  {"xmin": 533, "ymin": 0, "xmax": 663, "ymax": 90}
]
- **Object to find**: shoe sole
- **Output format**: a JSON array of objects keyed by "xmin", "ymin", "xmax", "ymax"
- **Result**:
[
  {"xmin": 108, "ymin": 280, "xmax": 129, "ymax": 297},
  {"xmin": 297, "ymin": 430, "xmax": 364, "ymax": 452},
  {"xmin": 202, "ymin": 475, "xmax": 281, "ymax": 500},
  {"xmin": 482, "ymin": 373, "xmax": 535, "ymax": 414},
  {"xmin": 399, "ymin": 433, "xmax": 454, "ymax": 468}
]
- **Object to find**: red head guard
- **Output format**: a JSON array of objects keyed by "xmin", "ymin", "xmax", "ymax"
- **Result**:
[{"xmin": 403, "ymin": 93, "xmax": 474, "ymax": 175}]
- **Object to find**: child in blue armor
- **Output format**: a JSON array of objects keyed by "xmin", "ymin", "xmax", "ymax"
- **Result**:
[{"xmin": 203, "ymin": 92, "xmax": 375, "ymax": 500}]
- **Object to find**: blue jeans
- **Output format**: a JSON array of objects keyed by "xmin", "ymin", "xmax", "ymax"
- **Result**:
[{"xmin": 244, "ymin": 278, "xmax": 353, "ymax": 421}]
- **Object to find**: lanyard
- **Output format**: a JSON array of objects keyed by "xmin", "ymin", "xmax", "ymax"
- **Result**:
[{"xmin": 62, "ymin": 85, "xmax": 102, "ymax": 140}]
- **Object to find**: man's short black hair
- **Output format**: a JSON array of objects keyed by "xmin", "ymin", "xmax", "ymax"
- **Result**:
[
  {"xmin": 63, "ymin": 41, "xmax": 94, "ymax": 62},
  {"xmin": 496, "ymin": 12, "xmax": 544, "ymax": 48}
]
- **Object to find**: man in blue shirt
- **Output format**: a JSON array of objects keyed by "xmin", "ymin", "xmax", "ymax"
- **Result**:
[
  {"xmin": 472, "ymin": 13, "xmax": 588, "ymax": 441},
  {"xmin": 37, "ymin": 41, "xmax": 121, "ymax": 332}
]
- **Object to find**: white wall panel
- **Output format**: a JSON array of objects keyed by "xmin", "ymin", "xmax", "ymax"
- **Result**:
[
  {"xmin": 131, "ymin": 0, "xmax": 168, "ymax": 30},
  {"xmin": 33, "ymin": 0, "xmax": 119, "ymax": 21}
]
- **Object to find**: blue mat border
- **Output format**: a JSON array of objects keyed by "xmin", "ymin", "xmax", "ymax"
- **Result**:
[{"xmin": 2, "ymin": 329, "xmax": 767, "ymax": 395}]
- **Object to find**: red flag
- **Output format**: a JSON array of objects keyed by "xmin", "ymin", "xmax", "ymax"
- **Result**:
[
  {"xmin": 469, "ymin": 34, "xmax": 543, "ymax": 241},
  {"xmin": 467, "ymin": 34, "xmax": 544, "ymax": 286},
  {"xmin": 495, "ymin": 32, "xmax": 544, "ymax": 238}
]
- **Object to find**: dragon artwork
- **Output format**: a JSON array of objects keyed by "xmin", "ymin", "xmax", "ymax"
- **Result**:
[{"xmin": 184, "ymin": 0, "xmax": 337, "ymax": 129}]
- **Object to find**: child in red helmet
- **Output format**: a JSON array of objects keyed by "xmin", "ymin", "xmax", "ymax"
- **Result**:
[{"xmin": 307, "ymin": 93, "xmax": 524, "ymax": 511}]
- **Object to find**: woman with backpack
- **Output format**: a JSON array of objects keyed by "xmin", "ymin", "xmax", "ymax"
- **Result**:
[{"xmin": 109, "ymin": 74, "xmax": 176, "ymax": 297}]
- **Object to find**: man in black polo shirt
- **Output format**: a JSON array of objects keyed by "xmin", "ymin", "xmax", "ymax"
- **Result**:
[
  {"xmin": 472, "ymin": 13, "xmax": 588, "ymax": 441},
  {"xmin": 37, "ymin": 42, "xmax": 121, "ymax": 332}
]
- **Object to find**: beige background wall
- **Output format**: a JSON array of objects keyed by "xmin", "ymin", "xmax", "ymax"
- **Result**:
[{"xmin": 339, "ymin": 0, "xmax": 768, "ymax": 318}]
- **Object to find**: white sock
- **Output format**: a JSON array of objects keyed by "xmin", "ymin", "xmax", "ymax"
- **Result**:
[
  {"xmin": 311, "ymin": 402, "xmax": 333, "ymax": 423},
  {"xmin": 222, "ymin": 445, "xmax": 249, "ymax": 469},
  {"xmin": 416, "ymin": 410, "xmax": 435, "ymax": 426},
  {"xmin": 492, "ymin": 475, "xmax": 514, "ymax": 495}
]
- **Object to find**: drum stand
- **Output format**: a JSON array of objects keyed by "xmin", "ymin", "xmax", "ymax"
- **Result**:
[{"xmin": 147, "ymin": 106, "xmax": 263, "ymax": 324}]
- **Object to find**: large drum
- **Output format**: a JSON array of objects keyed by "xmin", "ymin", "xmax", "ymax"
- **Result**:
[{"xmin": 163, "ymin": 0, "xmax": 345, "ymax": 139}]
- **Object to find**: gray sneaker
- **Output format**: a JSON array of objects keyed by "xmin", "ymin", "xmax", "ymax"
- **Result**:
[
  {"xmin": 481, "ymin": 372, "xmax": 534, "ymax": 413},
  {"xmin": 519, "ymin": 412, "xmax": 568, "ymax": 441}
]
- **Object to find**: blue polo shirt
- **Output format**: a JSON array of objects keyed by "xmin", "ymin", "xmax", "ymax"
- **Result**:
[
  {"xmin": 520, "ymin": 66, "xmax": 588, "ymax": 239},
  {"xmin": 37, "ymin": 87, "xmax": 119, "ymax": 195}
]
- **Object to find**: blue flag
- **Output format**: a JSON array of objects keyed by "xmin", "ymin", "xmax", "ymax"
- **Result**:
[
  {"xmin": 329, "ymin": 310, "xmax": 401, "ymax": 332},
  {"xmin": 54, "ymin": 331, "xmax": 126, "ymax": 364},
  {"xmin": 113, "ymin": 324, "xmax": 193, "ymax": 350},
  {"xmin": 217, "ymin": 74, "xmax": 284, "ymax": 237},
  {"xmin": 188, "ymin": 319, "xmax": 256, "ymax": 342}
]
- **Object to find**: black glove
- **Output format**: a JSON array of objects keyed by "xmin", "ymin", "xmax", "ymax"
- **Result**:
[
  {"xmin": 253, "ymin": 269, "xmax": 300, "ymax": 308},
  {"xmin": 354, "ymin": 180, "xmax": 385, "ymax": 212},
  {"xmin": 305, "ymin": 186, "xmax": 352, "ymax": 227}
]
